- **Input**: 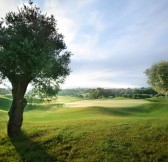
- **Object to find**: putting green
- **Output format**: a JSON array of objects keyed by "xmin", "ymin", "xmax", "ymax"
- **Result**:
[{"xmin": 64, "ymin": 99, "xmax": 149, "ymax": 108}]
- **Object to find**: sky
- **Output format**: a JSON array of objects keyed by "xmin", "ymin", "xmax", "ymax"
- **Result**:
[{"xmin": 0, "ymin": 0, "xmax": 168, "ymax": 89}]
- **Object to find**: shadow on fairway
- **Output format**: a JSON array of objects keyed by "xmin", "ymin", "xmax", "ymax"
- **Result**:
[
  {"xmin": 0, "ymin": 97, "xmax": 12, "ymax": 111},
  {"xmin": 83, "ymin": 105, "xmax": 149, "ymax": 117},
  {"xmin": 10, "ymin": 131, "xmax": 55, "ymax": 162}
]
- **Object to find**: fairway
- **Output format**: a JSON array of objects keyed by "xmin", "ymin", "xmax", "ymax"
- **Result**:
[
  {"xmin": 0, "ymin": 96, "xmax": 168, "ymax": 162},
  {"xmin": 64, "ymin": 99, "xmax": 149, "ymax": 108},
  {"xmin": 1, "ymin": 0, "xmax": 168, "ymax": 161}
]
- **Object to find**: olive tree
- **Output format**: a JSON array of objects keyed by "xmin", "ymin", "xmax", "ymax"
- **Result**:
[
  {"xmin": 0, "ymin": 1, "xmax": 71, "ymax": 137},
  {"xmin": 145, "ymin": 61, "xmax": 168, "ymax": 96}
]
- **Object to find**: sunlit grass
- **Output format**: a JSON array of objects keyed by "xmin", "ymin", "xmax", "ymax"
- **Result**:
[
  {"xmin": 64, "ymin": 99, "xmax": 149, "ymax": 108},
  {"xmin": 0, "ymin": 96, "xmax": 168, "ymax": 161}
]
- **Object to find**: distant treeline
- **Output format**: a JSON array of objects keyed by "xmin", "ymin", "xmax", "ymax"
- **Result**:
[
  {"xmin": 0, "ymin": 88, "xmax": 11, "ymax": 94},
  {"xmin": 58, "ymin": 87, "xmax": 161, "ymax": 99}
]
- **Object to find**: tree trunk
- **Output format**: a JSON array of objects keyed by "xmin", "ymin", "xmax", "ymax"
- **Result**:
[{"xmin": 7, "ymin": 81, "xmax": 29, "ymax": 137}]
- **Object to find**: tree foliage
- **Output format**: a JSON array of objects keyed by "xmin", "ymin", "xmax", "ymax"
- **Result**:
[
  {"xmin": 59, "ymin": 87, "xmax": 158, "ymax": 99},
  {"xmin": 0, "ymin": 1, "xmax": 71, "ymax": 137},
  {"xmin": 0, "ymin": 1, "xmax": 71, "ymax": 94},
  {"xmin": 145, "ymin": 61, "xmax": 168, "ymax": 96}
]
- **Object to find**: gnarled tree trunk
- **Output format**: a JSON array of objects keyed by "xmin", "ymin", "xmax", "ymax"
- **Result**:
[{"xmin": 8, "ymin": 81, "xmax": 29, "ymax": 137}]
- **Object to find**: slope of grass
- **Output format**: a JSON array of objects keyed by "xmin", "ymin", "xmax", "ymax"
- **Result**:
[
  {"xmin": 64, "ymin": 99, "xmax": 149, "ymax": 108},
  {"xmin": 0, "ymin": 95, "xmax": 12, "ymax": 111},
  {"xmin": 0, "ymin": 96, "xmax": 168, "ymax": 162}
]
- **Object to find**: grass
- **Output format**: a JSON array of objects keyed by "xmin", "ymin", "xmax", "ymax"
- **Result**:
[
  {"xmin": 64, "ymin": 99, "xmax": 149, "ymax": 108},
  {"xmin": 0, "ymin": 95, "xmax": 12, "ymax": 111},
  {"xmin": 0, "ymin": 96, "xmax": 168, "ymax": 162}
]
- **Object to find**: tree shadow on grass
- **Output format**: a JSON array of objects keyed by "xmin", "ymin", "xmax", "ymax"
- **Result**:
[
  {"xmin": 0, "ymin": 97, "xmax": 12, "ymax": 111},
  {"xmin": 90, "ymin": 105, "xmax": 149, "ymax": 117},
  {"xmin": 10, "ymin": 131, "xmax": 55, "ymax": 162}
]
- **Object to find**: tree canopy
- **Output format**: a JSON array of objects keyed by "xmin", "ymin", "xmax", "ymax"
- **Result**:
[
  {"xmin": 145, "ymin": 61, "xmax": 168, "ymax": 96},
  {"xmin": 0, "ymin": 2, "xmax": 71, "ymax": 94},
  {"xmin": 59, "ymin": 87, "xmax": 158, "ymax": 99},
  {"xmin": 0, "ymin": 1, "xmax": 71, "ymax": 137}
]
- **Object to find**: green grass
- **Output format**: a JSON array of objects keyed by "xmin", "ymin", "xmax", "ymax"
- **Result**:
[
  {"xmin": 0, "ymin": 95, "xmax": 12, "ymax": 111},
  {"xmin": 0, "ymin": 96, "xmax": 168, "ymax": 162},
  {"xmin": 64, "ymin": 99, "xmax": 149, "ymax": 108}
]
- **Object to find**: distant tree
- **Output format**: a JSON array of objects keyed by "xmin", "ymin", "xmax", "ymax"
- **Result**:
[
  {"xmin": 0, "ymin": 1, "xmax": 71, "ymax": 137},
  {"xmin": 0, "ymin": 88, "xmax": 11, "ymax": 94},
  {"xmin": 145, "ymin": 61, "xmax": 168, "ymax": 97}
]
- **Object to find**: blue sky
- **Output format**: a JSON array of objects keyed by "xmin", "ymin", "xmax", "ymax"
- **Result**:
[{"xmin": 1, "ymin": 0, "xmax": 168, "ymax": 88}]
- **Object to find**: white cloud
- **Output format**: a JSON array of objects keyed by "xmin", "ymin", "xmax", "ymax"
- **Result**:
[
  {"xmin": 43, "ymin": 0, "xmax": 79, "ymax": 46},
  {"xmin": 62, "ymin": 69, "xmax": 143, "ymax": 89},
  {"xmin": 1, "ymin": 0, "xmax": 168, "ymax": 89},
  {"xmin": 43, "ymin": 0, "xmax": 108, "ymax": 61},
  {"xmin": 43, "ymin": 0, "xmax": 168, "ymax": 88},
  {"xmin": 69, "ymin": 33, "xmax": 109, "ymax": 61},
  {"xmin": 0, "ymin": 0, "xmax": 19, "ymax": 18}
]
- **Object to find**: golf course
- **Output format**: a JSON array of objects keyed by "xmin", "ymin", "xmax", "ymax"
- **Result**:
[
  {"xmin": 0, "ymin": 0, "xmax": 168, "ymax": 161},
  {"xmin": 0, "ymin": 95, "xmax": 168, "ymax": 162}
]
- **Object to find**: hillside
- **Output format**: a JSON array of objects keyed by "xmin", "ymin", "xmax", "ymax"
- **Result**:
[{"xmin": 0, "ymin": 96, "xmax": 168, "ymax": 162}]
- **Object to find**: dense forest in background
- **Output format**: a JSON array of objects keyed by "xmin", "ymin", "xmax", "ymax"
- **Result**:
[
  {"xmin": 58, "ymin": 87, "xmax": 161, "ymax": 99},
  {"xmin": 0, "ymin": 87, "xmax": 164, "ymax": 99},
  {"xmin": 0, "ymin": 88, "xmax": 11, "ymax": 94}
]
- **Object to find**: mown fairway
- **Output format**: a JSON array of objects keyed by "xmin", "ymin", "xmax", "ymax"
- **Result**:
[{"xmin": 0, "ymin": 95, "xmax": 168, "ymax": 162}]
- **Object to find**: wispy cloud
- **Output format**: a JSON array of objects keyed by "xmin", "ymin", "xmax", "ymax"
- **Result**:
[
  {"xmin": 43, "ymin": 0, "xmax": 107, "ymax": 60},
  {"xmin": 0, "ymin": 0, "xmax": 19, "ymax": 17},
  {"xmin": 1, "ymin": 0, "xmax": 168, "ymax": 88},
  {"xmin": 63, "ymin": 69, "xmax": 143, "ymax": 88},
  {"xmin": 28, "ymin": 0, "xmax": 168, "ymax": 88}
]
